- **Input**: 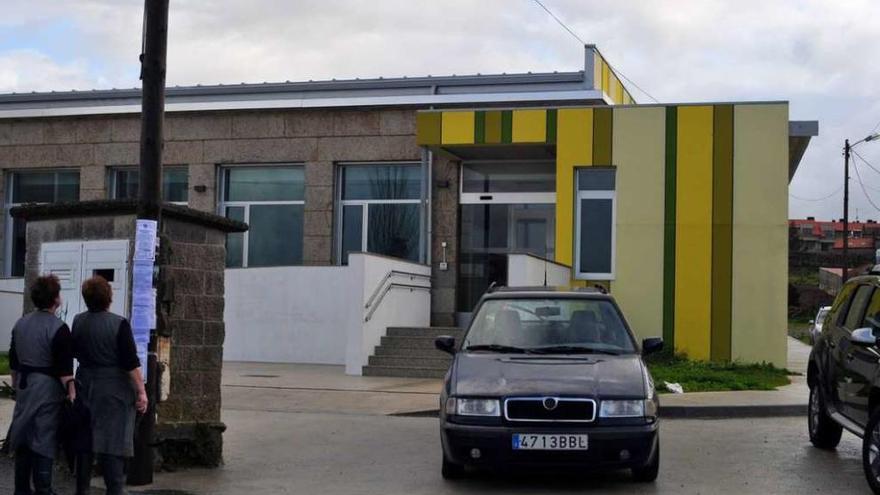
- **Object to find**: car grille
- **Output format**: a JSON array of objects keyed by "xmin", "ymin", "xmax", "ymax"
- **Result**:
[{"xmin": 504, "ymin": 397, "xmax": 596, "ymax": 422}]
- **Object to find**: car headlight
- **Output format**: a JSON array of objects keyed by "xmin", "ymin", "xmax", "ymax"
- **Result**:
[
  {"xmin": 445, "ymin": 398, "xmax": 501, "ymax": 417},
  {"xmin": 599, "ymin": 400, "xmax": 645, "ymax": 418}
]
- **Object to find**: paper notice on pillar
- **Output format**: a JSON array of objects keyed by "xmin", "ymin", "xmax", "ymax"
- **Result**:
[
  {"xmin": 132, "ymin": 261, "xmax": 153, "ymax": 291},
  {"xmin": 134, "ymin": 219, "xmax": 158, "ymax": 262},
  {"xmin": 132, "ymin": 288, "xmax": 157, "ymax": 309},
  {"xmin": 131, "ymin": 304, "xmax": 156, "ymax": 332}
]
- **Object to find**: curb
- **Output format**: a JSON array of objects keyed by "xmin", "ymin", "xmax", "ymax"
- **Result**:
[{"xmin": 390, "ymin": 404, "xmax": 807, "ymax": 419}]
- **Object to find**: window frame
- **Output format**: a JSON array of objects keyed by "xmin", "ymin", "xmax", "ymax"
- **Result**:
[
  {"xmin": 574, "ymin": 167, "xmax": 617, "ymax": 281},
  {"xmin": 459, "ymin": 160, "xmax": 556, "ymax": 205},
  {"xmin": 334, "ymin": 161, "xmax": 425, "ymax": 265},
  {"xmin": 217, "ymin": 164, "xmax": 306, "ymax": 268},
  {"xmin": 106, "ymin": 165, "xmax": 190, "ymax": 205},
  {"xmin": 4, "ymin": 169, "xmax": 81, "ymax": 277},
  {"xmin": 843, "ymin": 284, "xmax": 876, "ymax": 331}
]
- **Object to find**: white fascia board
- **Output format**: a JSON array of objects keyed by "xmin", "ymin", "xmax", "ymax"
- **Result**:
[{"xmin": 0, "ymin": 90, "xmax": 606, "ymax": 119}]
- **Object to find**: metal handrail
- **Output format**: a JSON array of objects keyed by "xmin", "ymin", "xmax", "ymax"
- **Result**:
[
  {"xmin": 364, "ymin": 282, "xmax": 431, "ymax": 322},
  {"xmin": 364, "ymin": 270, "xmax": 431, "ymax": 310}
]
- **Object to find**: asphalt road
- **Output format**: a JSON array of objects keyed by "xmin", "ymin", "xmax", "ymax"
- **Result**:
[{"xmin": 2, "ymin": 412, "xmax": 874, "ymax": 494}]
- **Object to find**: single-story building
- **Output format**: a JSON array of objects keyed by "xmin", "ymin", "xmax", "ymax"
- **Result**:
[{"xmin": 0, "ymin": 45, "xmax": 816, "ymax": 370}]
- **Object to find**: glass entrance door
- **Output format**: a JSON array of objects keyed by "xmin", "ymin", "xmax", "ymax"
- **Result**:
[{"xmin": 457, "ymin": 162, "xmax": 556, "ymax": 313}]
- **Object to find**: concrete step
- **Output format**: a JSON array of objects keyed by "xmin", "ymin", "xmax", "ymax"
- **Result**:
[
  {"xmin": 368, "ymin": 355, "xmax": 451, "ymax": 369},
  {"xmin": 379, "ymin": 335, "xmax": 442, "ymax": 349},
  {"xmin": 362, "ymin": 365, "xmax": 448, "ymax": 379},
  {"xmin": 386, "ymin": 327, "xmax": 464, "ymax": 338},
  {"xmin": 373, "ymin": 346, "xmax": 453, "ymax": 358}
]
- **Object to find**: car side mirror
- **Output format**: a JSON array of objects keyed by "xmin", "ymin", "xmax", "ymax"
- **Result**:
[
  {"xmin": 851, "ymin": 327, "xmax": 879, "ymax": 347},
  {"xmin": 642, "ymin": 337, "xmax": 664, "ymax": 356},
  {"xmin": 435, "ymin": 335, "xmax": 456, "ymax": 355}
]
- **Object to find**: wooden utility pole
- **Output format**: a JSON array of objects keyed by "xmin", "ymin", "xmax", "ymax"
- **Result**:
[{"xmin": 130, "ymin": 0, "xmax": 169, "ymax": 485}]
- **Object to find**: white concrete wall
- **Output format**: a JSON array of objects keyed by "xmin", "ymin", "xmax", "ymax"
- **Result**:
[
  {"xmin": 223, "ymin": 266, "xmax": 358, "ymax": 364},
  {"xmin": 345, "ymin": 254, "xmax": 431, "ymax": 375},
  {"xmin": 0, "ymin": 278, "xmax": 24, "ymax": 352},
  {"xmin": 507, "ymin": 254, "xmax": 571, "ymax": 287},
  {"xmin": 223, "ymin": 253, "xmax": 431, "ymax": 374}
]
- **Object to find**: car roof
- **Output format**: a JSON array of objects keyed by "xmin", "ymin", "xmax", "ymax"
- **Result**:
[{"xmin": 481, "ymin": 286, "xmax": 614, "ymax": 300}]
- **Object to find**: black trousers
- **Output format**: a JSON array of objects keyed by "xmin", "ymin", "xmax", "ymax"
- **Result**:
[
  {"xmin": 14, "ymin": 447, "xmax": 55, "ymax": 495},
  {"xmin": 75, "ymin": 452, "xmax": 127, "ymax": 495}
]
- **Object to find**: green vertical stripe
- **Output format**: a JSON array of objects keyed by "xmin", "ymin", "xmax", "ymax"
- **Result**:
[
  {"xmin": 474, "ymin": 111, "xmax": 486, "ymax": 144},
  {"xmin": 711, "ymin": 105, "xmax": 734, "ymax": 362},
  {"xmin": 663, "ymin": 106, "xmax": 677, "ymax": 349},
  {"xmin": 593, "ymin": 108, "xmax": 613, "ymax": 165},
  {"xmin": 501, "ymin": 110, "xmax": 513, "ymax": 143},
  {"xmin": 546, "ymin": 109, "xmax": 557, "ymax": 143},
  {"xmin": 485, "ymin": 111, "xmax": 502, "ymax": 144}
]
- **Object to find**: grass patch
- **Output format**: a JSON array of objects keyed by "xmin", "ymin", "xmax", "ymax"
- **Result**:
[
  {"xmin": 0, "ymin": 352, "xmax": 8, "ymax": 375},
  {"xmin": 788, "ymin": 318, "xmax": 813, "ymax": 346},
  {"xmin": 790, "ymin": 267, "xmax": 820, "ymax": 287},
  {"xmin": 645, "ymin": 349, "xmax": 791, "ymax": 394}
]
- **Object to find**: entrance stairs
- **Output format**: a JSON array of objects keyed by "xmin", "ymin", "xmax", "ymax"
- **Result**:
[{"xmin": 362, "ymin": 326, "xmax": 463, "ymax": 378}]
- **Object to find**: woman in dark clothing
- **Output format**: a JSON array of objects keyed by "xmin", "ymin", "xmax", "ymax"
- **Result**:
[
  {"xmin": 7, "ymin": 274, "xmax": 75, "ymax": 495},
  {"xmin": 72, "ymin": 276, "xmax": 147, "ymax": 495}
]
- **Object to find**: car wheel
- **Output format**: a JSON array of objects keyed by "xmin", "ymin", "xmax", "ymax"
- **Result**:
[
  {"xmin": 808, "ymin": 382, "xmax": 842, "ymax": 450},
  {"xmin": 441, "ymin": 455, "xmax": 465, "ymax": 480},
  {"xmin": 863, "ymin": 408, "xmax": 880, "ymax": 494},
  {"xmin": 631, "ymin": 444, "xmax": 659, "ymax": 482}
]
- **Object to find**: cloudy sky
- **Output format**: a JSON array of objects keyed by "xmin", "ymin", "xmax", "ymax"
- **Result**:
[{"xmin": 2, "ymin": 0, "xmax": 879, "ymax": 220}]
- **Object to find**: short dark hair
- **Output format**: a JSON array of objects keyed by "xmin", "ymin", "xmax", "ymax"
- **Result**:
[
  {"xmin": 31, "ymin": 274, "xmax": 61, "ymax": 310},
  {"xmin": 82, "ymin": 276, "xmax": 113, "ymax": 312}
]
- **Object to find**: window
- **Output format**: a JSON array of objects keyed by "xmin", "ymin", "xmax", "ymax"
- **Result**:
[
  {"xmin": 336, "ymin": 163, "xmax": 423, "ymax": 264},
  {"xmin": 463, "ymin": 298, "xmax": 635, "ymax": 353},
  {"xmin": 843, "ymin": 285, "xmax": 874, "ymax": 330},
  {"xmin": 5, "ymin": 170, "xmax": 80, "ymax": 276},
  {"xmin": 219, "ymin": 166, "xmax": 305, "ymax": 268},
  {"xmin": 575, "ymin": 168, "xmax": 616, "ymax": 280},
  {"xmin": 108, "ymin": 166, "xmax": 189, "ymax": 204}
]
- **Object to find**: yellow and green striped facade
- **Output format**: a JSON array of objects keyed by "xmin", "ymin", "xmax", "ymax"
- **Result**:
[{"xmin": 417, "ymin": 103, "xmax": 789, "ymax": 367}]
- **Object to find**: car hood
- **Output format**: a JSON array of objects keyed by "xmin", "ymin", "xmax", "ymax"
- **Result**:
[{"xmin": 451, "ymin": 352, "xmax": 647, "ymax": 398}]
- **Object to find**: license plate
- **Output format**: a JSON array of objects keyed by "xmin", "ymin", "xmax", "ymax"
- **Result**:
[{"xmin": 512, "ymin": 433, "xmax": 588, "ymax": 450}]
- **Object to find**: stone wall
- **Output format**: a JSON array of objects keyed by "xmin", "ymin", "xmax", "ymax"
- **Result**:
[
  {"xmin": 155, "ymin": 216, "xmax": 228, "ymax": 466},
  {"xmin": 0, "ymin": 108, "xmax": 421, "ymax": 268}
]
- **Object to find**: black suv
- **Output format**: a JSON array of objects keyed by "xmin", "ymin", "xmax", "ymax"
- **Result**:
[
  {"xmin": 434, "ymin": 287, "xmax": 663, "ymax": 481},
  {"xmin": 808, "ymin": 274, "xmax": 880, "ymax": 493}
]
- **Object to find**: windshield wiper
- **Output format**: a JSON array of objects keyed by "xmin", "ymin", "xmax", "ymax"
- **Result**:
[
  {"xmin": 464, "ymin": 344, "xmax": 530, "ymax": 354},
  {"xmin": 528, "ymin": 345, "xmax": 621, "ymax": 356}
]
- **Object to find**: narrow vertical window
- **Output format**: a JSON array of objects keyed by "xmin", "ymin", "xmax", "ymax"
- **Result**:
[{"xmin": 575, "ymin": 168, "xmax": 616, "ymax": 280}]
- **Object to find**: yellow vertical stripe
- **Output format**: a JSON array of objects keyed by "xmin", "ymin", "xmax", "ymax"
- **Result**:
[
  {"xmin": 611, "ymin": 107, "xmax": 666, "ymax": 341},
  {"xmin": 512, "ymin": 109, "xmax": 547, "ymax": 143},
  {"xmin": 441, "ymin": 111, "xmax": 475, "ymax": 145},
  {"xmin": 730, "ymin": 104, "xmax": 789, "ymax": 368},
  {"xmin": 555, "ymin": 108, "xmax": 593, "ymax": 267},
  {"xmin": 674, "ymin": 105, "xmax": 714, "ymax": 361},
  {"xmin": 593, "ymin": 52, "xmax": 603, "ymax": 91},
  {"xmin": 602, "ymin": 62, "xmax": 611, "ymax": 96}
]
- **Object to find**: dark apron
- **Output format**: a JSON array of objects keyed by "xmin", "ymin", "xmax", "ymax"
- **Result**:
[
  {"xmin": 7, "ymin": 370, "xmax": 65, "ymax": 459},
  {"xmin": 76, "ymin": 366, "xmax": 136, "ymax": 458}
]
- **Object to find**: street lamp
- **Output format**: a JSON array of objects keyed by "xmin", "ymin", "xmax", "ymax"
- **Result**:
[{"xmin": 842, "ymin": 131, "xmax": 880, "ymax": 281}]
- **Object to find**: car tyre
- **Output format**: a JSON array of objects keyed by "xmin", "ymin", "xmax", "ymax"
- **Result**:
[
  {"xmin": 808, "ymin": 382, "xmax": 842, "ymax": 450},
  {"xmin": 631, "ymin": 445, "xmax": 659, "ymax": 482},
  {"xmin": 863, "ymin": 408, "xmax": 880, "ymax": 494},
  {"xmin": 441, "ymin": 455, "xmax": 465, "ymax": 480}
]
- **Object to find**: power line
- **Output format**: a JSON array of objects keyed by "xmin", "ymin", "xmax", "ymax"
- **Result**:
[
  {"xmin": 850, "ymin": 156, "xmax": 880, "ymax": 212},
  {"xmin": 530, "ymin": 0, "xmax": 659, "ymax": 103},
  {"xmin": 853, "ymin": 148, "xmax": 880, "ymax": 176},
  {"xmin": 789, "ymin": 187, "xmax": 842, "ymax": 202}
]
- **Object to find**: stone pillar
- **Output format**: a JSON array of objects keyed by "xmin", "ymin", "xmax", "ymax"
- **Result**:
[
  {"xmin": 79, "ymin": 165, "xmax": 106, "ymax": 201},
  {"xmin": 431, "ymin": 156, "xmax": 459, "ymax": 326},
  {"xmin": 187, "ymin": 163, "xmax": 217, "ymax": 213},
  {"xmin": 303, "ymin": 161, "xmax": 335, "ymax": 265}
]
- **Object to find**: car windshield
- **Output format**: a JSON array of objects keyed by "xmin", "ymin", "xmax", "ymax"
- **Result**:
[{"xmin": 462, "ymin": 298, "xmax": 636, "ymax": 354}]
